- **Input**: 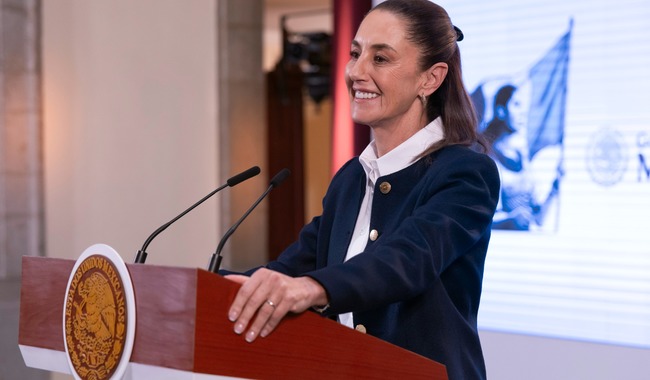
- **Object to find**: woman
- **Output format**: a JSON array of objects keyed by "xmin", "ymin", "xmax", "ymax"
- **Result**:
[
  {"xmin": 483, "ymin": 81, "xmax": 562, "ymax": 231},
  {"xmin": 226, "ymin": 1, "xmax": 499, "ymax": 378}
]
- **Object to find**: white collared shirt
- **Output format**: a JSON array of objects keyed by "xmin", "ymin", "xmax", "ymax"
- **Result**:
[{"xmin": 338, "ymin": 117, "xmax": 445, "ymax": 328}]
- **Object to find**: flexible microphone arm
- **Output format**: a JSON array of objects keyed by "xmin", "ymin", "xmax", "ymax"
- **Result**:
[
  {"xmin": 208, "ymin": 168, "xmax": 291, "ymax": 273},
  {"xmin": 134, "ymin": 166, "xmax": 261, "ymax": 264}
]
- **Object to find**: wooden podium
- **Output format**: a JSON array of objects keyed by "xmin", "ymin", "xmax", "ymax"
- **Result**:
[{"xmin": 18, "ymin": 256, "xmax": 448, "ymax": 379}]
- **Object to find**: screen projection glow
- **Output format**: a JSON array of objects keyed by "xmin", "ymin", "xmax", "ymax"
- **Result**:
[{"xmin": 434, "ymin": 0, "xmax": 650, "ymax": 348}]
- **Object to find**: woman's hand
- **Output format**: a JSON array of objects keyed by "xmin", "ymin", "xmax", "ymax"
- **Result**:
[{"xmin": 225, "ymin": 268, "xmax": 328, "ymax": 343}]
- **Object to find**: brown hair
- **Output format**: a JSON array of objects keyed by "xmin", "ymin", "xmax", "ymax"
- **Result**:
[{"xmin": 371, "ymin": 0, "xmax": 485, "ymax": 153}]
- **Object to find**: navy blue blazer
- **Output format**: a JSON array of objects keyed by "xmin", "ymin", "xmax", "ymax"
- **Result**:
[{"xmin": 266, "ymin": 144, "xmax": 500, "ymax": 380}]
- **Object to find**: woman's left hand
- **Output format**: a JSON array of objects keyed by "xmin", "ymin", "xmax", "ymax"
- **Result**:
[{"xmin": 225, "ymin": 268, "xmax": 328, "ymax": 343}]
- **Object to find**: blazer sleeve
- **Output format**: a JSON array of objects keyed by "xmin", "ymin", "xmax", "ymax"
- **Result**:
[
  {"xmin": 264, "ymin": 215, "xmax": 321, "ymax": 276},
  {"xmin": 265, "ymin": 157, "xmax": 363, "ymax": 277},
  {"xmin": 306, "ymin": 148, "xmax": 500, "ymax": 315}
]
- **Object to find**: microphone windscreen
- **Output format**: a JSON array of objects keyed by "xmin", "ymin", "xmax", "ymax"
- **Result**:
[
  {"xmin": 227, "ymin": 166, "xmax": 261, "ymax": 187},
  {"xmin": 270, "ymin": 168, "xmax": 291, "ymax": 187}
]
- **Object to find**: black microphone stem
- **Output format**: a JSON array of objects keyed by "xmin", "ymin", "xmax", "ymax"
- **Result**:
[
  {"xmin": 134, "ymin": 166, "xmax": 260, "ymax": 264},
  {"xmin": 208, "ymin": 168, "xmax": 290, "ymax": 273},
  {"xmin": 208, "ymin": 186, "xmax": 273, "ymax": 273},
  {"xmin": 134, "ymin": 183, "xmax": 228, "ymax": 264}
]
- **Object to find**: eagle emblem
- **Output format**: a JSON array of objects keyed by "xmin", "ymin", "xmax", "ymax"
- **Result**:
[{"xmin": 64, "ymin": 255, "xmax": 127, "ymax": 379}]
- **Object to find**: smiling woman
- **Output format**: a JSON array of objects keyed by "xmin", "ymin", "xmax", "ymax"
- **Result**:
[
  {"xmin": 345, "ymin": 9, "xmax": 449, "ymax": 155},
  {"xmin": 224, "ymin": 1, "xmax": 500, "ymax": 379}
]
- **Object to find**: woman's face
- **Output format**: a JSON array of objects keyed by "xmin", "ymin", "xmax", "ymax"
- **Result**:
[
  {"xmin": 507, "ymin": 81, "xmax": 532, "ymax": 133},
  {"xmin": 345, "ymin": 10, "xmax": 427, "ymax": 129}
]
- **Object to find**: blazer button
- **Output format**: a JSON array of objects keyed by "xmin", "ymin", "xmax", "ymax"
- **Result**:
[
  {"xmin": 379, "ymin": 181, "xmax": 391, "ymax": 194},
  {"xmin": 355, "ymin": 324, "xmax": 367, "ymax": 334},
  {"xmin": 369, "ymin": 229, "xmax": 379, "ymax": 241}
]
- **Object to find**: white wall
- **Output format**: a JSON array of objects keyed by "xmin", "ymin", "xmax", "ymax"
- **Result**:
[
  {"xmin": 42, "ymin": 0, "xmax": 219, "ymax": 269},
  {"xmin": 481, "ymin": 330, "xmax": 650, "ymax": 380}
]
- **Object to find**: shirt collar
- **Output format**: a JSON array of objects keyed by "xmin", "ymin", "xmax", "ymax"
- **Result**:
[{"xmin": 359, "ymin": 117, "xmax": 445, "ymax": 181}]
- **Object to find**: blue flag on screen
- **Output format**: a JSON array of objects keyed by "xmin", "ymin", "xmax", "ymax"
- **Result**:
[
  {"xmin": 528, "ymin": 22, "xmax": 572, "ymax": 159},
  {"xmin": 472, "ymin": 22, "xmax": 572, "ymax": 231}
]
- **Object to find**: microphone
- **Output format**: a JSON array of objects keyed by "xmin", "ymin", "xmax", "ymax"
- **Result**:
[
  {"xmin": 133, "ymin": 166, "xmax": 261, "ymax": 264},
  {"xmin": 208, "ymin": 168, "xmax": 291, "ymax": 273}
]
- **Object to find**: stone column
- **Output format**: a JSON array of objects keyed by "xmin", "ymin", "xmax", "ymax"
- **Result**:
[
  {"xmin": 0, "ymin": 0, "xmax": 46, "ymax": 378},
  {"xmin": 1, "ymin": 0, "xmax": 43, "ymax": 278},
  {"xmin": 217, "ymin": 0, "xmax": 267, "ymax": 271}
]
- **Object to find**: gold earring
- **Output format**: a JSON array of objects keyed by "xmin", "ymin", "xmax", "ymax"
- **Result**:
[{"xmin": 419, "ymin": 94, "xmax": 428, "ymax": 107}]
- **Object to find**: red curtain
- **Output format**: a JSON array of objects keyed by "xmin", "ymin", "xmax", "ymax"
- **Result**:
[{"xmin": 331, "ymin": 0, "xmax": 372, "ymax": 176}]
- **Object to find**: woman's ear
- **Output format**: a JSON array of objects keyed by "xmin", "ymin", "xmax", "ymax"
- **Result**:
[{"xmin": 421, "ymin": 62, "xmax": 448, "ymax": 96}]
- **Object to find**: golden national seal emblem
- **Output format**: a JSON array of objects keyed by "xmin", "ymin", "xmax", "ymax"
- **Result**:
[{"xmin": 63, "ymin": 245, "xmax": 136, "ymax": 380}]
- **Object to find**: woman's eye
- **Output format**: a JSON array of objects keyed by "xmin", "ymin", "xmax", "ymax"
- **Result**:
[
  {"xmin": 350, "ymin": 50, "xmax": 360, "ymax": 59},
  {"xmin": 374, "ymin": 55, "xmax": 387, "ymax": 63}
]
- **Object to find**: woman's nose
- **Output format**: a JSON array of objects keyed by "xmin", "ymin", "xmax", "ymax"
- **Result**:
[{"xmin": 347, "ymin": 56, "xmax": 368, "ymax": 81}]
